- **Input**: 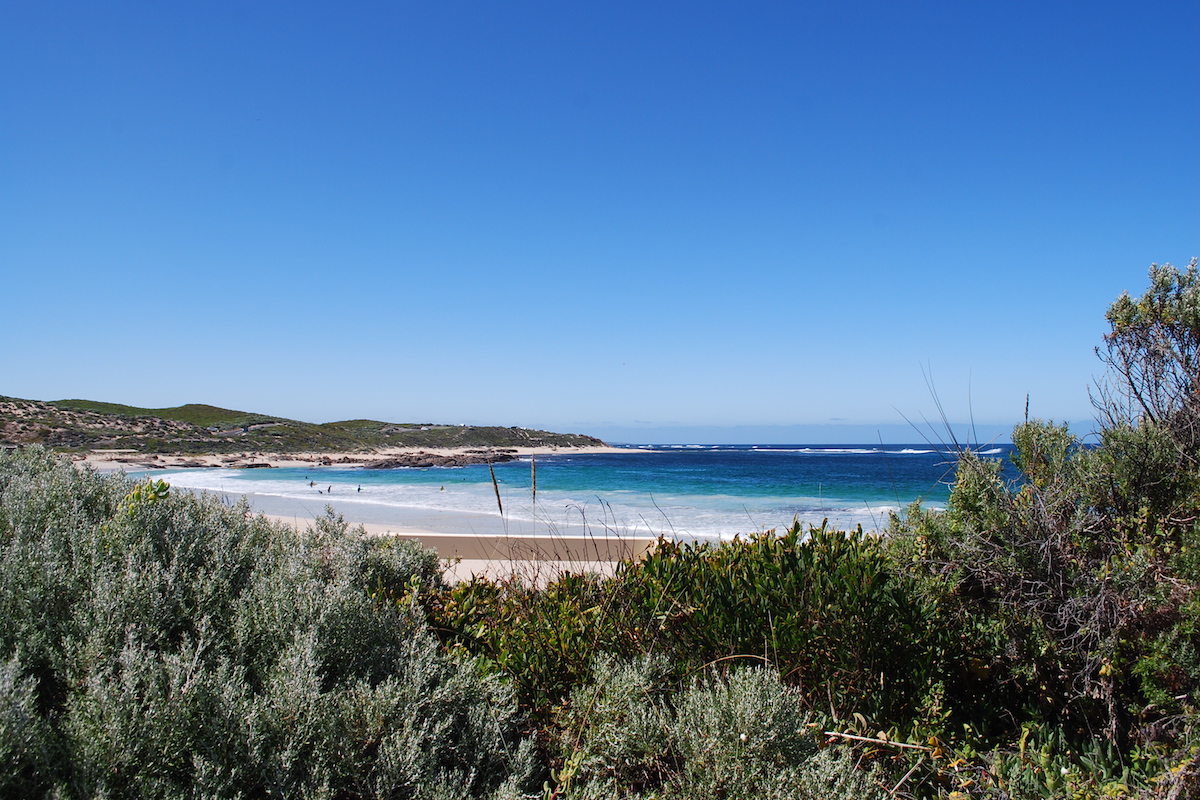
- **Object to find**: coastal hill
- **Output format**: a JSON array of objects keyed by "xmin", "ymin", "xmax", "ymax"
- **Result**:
[{"xmin": 0, "ymin": 395, "xmax": 607, "ymax": 456}]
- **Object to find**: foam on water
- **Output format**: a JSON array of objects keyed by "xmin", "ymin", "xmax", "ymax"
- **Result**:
[
  {"xmin": 153, "ymin": 442, "xmax": 984, "ymax": 541},
  {"xmin": 160, "ymin": 468, "xmax": 895, "ymax": 540}
]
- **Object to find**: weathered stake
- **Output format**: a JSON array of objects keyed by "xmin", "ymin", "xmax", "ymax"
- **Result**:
[{"xmin": 489, "ymin": 461, "xmax": 503, "ymax": 515}]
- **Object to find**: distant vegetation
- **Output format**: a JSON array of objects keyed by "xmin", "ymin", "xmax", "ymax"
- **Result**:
[
  {"xmin": 47, "ymin": 400, "xmax": 278, "ymax": 428},
  {"xmin": 3, "ymin": 260, "xmax": 1199, "ymax": 798},
  {"xmin": 0, "ymin": 397, "xmax": 606, "ymax": 454}
]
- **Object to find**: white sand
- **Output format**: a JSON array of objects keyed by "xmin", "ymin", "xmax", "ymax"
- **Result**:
[
  {"xmin": 265, "ymin": 514, "xmax": 655, "ymax": 583},
  {"xmin": 77, "ymin": 444, "xmax": 633, "ymax": 472},
  {"xmin": 79, "ymin": 444, "xmax": 658, "ymax": 582}
]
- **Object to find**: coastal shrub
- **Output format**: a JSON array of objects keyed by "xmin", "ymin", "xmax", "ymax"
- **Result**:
[
  {"xmin": 893, "ymin": 421, "xmax": 1200, "ymax": 751},
  {"xmin": 551, "ymin": 656, "xmax": 886, "ymax": 800},
  {"xmin": 1095, "ymin": 258, "xmax": 1200, "ymax": 457},
  {"xmin": 619, "ymin": 522, "xmax": 944, "ymax": 726},
  {"xmin": 433, "ymin": 569, "xmax": 644, "ymax": 726},
  {"xmin": 552, "ymin": 655, "xmax": 676, "ymax": 796},
  {"xmin": 669, "ymin": 665, "xmax": 819, "ymax": 795},
  {"xmin": 0, "ymin": 655, "xmax": 59, "ymax": 798},
  {"xmin": 433, "ymin": 520, "xmax": 950, "ymax": 758},
  {"xmin": 0, "ymin": 447, "xmax": 536, "ymax": 799},
  {"xmin": 876, "ymin": 266, "xmax": 1200, "ymax": 793}
]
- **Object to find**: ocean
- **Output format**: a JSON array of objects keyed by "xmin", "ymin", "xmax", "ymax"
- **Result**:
[{"xmin": 153, "ymin": 444, "xmax": 1014, "ymax": 541}]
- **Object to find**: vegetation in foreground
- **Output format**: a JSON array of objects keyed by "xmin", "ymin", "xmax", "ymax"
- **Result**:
[
  {"xmin": 0, "ymin": 397, "xmax": 606, "ymax": 454},
  {"xmin": 0, "ymin": 449, "xmax": 538, "ymax": 799},
  {"xmin": 3, "ymin": 260, "xmax": 1200, "ymax": 798}
]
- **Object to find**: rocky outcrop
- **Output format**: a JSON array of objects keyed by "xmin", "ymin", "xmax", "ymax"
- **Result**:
[{"xmin": 364, "ymin": 449, "xmax": 519, "ymax": 469}]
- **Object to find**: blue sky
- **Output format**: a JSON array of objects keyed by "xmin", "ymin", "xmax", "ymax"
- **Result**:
[{"xmin": 2, "ymin": 1, "xmax": 1196, "ymax": 443}]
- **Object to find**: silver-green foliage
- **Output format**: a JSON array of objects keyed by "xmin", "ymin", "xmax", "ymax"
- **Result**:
[
  {"xmin": 0, "ymin": 447, "xmax": 534, "ymax": 799},
  {"xmin": 555, "ymin": 655, "xmax": 885, "ymax": 800},
  {"xmin": 0, "ymin": 655, "xmax": 58, "ymax": 797}
]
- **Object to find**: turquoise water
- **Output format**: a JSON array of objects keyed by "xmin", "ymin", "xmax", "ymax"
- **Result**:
[{"xmin": 157, "ymin": 444, "xmax": 1013, "ymax": 540}]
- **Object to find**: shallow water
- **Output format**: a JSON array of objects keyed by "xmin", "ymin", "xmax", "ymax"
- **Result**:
[{"xmin": 154, "ymin": 444, "xmax": 1014, "ymax": 540}]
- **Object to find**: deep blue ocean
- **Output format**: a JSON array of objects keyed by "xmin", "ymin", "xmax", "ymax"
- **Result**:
[{"xmin": 157, "ymin": 444, "xmax": 1015, "ymax": 540}]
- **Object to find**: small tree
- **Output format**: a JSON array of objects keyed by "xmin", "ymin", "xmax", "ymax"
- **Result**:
[{"xmin": 1095, "ymin": 258, "xmax": 1200, "ymax": 459}]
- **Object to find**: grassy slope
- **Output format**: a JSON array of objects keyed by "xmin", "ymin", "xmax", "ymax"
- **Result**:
[
  {"xmin": 0, "ymin": 395, "xmax": 606, "ymax": 453},
  {"xmin": 52, "ymin": 400, "xmax": 275, "ymax": 428}
]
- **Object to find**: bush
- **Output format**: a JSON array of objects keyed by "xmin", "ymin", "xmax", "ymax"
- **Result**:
[
  {"xmin": 0, "ymin": 655, "xmax": 58, "ymax": 797},
  {"xmin": 622, "ymin": 523, "xmax": 944, "ymax": 726},
  {"xmin": 553, "ymin": 656, "xmax": 885, "ymax": 800},
  {"xmin": 434, "ymin": 521, "xmax": 950, "ymax": 740},
  {"xmin": 886, "ymin": 420, "xmax": 1200, "ymax": 795},
  {"xmin": 1096, "ymin": 258, "xmax": 1200, "ymax": 457},
  {"xmin": 0, "ymin": 447, "xmax": 535, "ymax": 799}
]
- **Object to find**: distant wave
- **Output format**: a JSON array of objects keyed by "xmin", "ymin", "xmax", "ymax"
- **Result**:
[
  {"xmin": 744, "ymin": 447, "xmax": 884, "ymax": 454},
  {"xmin": 145, "ymin": 444, "xmax": 983, "ymax": 541},
  {"xmin": 155, "ymin": 468, "xmax": 920, "ymax": 539}
]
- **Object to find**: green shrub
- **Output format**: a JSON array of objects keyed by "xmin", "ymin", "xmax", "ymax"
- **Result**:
[
  {"xmin": 886, "ymin": 419, "xmax": 1200, "ymax": 794},
  {"xmin": 622, "ymin": 522, "xmax": 944, "ymax": 726},
  {"xmin": 434, "ymin": 521, "xmax": 949, "ymax": 738},
  {"xmin": 0, "ymin": 655, "xmax": 59, "ymax": 798},
  {"xmin": 553, "ymin": 655, "xmax": 677, "ymax": 796},
  {"xmin": 552, "ymin": 656, "xmax": 886, "ymax": 800},
  {"xmin": 433, "ymin": 570, "xmax": 635, "ymax": 726},
  {"xmin": 0, "ymin": 447, "xmax": 535, "ymax": 799}
]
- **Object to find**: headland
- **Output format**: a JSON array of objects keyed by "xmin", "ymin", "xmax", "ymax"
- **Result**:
[{"xmin": 0, "ymin": 393, "xmax": 624, "ymax": 471}]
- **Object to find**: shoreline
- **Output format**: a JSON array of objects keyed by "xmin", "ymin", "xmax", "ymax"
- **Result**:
[
  {"xmin": 264, "ymin": 513, "xmax": 656, "ymax": 583},
  {"xmin": 83, "ymin": 446, "xmax": 669, "ymax": 578},
  {"xmin": 72, "ymin": 442, "xmax": 913, "ymax": 542},
  {"xmin": 76, "ymin": 444, "xmax": 635, "ymax": 473}
]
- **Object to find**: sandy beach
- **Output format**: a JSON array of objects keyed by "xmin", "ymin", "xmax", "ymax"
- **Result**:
[
  {"xmin": 265, "ymin": 513, "xmax": 656, "ymax": 583},
  {"xmin": 77, "ymin": 444, "xmax": 633, "ymax": 472},
  {"xmin": 74, "ymin": 446, "xmax": 656, "ymax": 582}
]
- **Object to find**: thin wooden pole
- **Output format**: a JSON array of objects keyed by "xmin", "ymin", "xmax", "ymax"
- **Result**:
[{"xmin": 489, "ymin": 461, "xmax": 503, "ymax": 515}]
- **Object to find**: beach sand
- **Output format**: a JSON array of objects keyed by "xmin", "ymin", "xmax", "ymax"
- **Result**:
[
  {"xmin": 77, "ymin": 444, "xmax": 633, "ymax": 472},
  {"xmin": 79, "ymin": 444, "xmax": 657, "ymax": 582},
  {"xmin": 265, "ymin": 514, "xmax": 655, "ymax": 583}
]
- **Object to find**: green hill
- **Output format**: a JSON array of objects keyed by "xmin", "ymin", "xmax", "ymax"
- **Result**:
[
  {"xmin": 0, "ymin": 395, "xmax": 606, "ymax": 454},
  {"xmin": 51, "ymin": 400, "xmax": 276, "ymax": 429}
]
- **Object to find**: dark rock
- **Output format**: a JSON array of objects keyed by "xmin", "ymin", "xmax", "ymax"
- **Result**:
[{"xmin": 365, "ymin": 450, "xmax": 519, "ymax": 469}]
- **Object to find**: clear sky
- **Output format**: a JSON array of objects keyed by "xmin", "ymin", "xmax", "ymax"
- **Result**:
[{"xmin": 2, "ymin": 1, "xmax": 1196, "ymax": 443}]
